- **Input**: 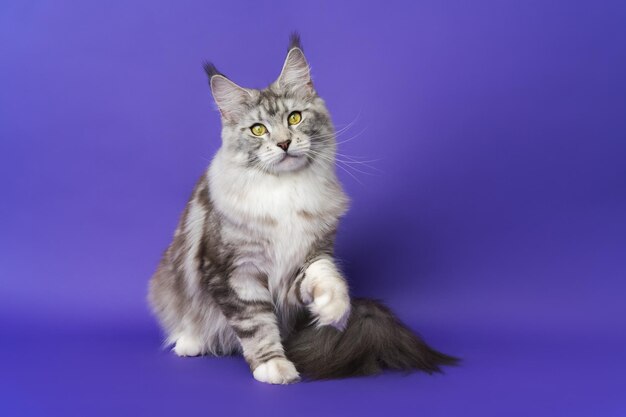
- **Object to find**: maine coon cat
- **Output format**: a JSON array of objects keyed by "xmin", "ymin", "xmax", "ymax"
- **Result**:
[{"xmin": 149, "ymin": 34, "xmax": 457, "ymax": 384}]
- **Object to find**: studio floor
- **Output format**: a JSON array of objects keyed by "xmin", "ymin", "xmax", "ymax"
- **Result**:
[{"xmin": 2, "ymin": 293, "xmax": 624, "ymax": 416}]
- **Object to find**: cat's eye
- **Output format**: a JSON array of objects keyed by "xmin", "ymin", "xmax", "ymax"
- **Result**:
[
  {"xmin": 288, "ymin": 111, "xmax": 302, "ymax": 126},
  {"xmin": 250, "ymin": 123, "xmax": 267, "ymax": 136}
]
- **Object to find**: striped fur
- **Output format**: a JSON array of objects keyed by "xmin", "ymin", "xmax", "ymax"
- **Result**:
[{"xmin": 148, "ymin": 34, "xmax": 457, "ymax": 384}]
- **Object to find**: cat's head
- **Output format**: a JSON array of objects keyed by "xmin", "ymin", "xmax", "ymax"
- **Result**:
[{"xmin": 205, "ymin": 34, "xmax": 334, "ymax": 174}]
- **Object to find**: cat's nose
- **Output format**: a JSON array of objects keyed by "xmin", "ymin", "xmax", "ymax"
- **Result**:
[{"xmin": 276, "ymin": 140, "xmax": 291, "ymax": 151}]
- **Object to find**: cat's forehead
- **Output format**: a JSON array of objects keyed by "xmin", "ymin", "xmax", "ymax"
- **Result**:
[
  {"xmin": 254, "ymin": 89, "xmax": 289, "ymax": 117},
  {"xmin": 239, "ymin": 88, "xmax": 305, "ymax": 123}
]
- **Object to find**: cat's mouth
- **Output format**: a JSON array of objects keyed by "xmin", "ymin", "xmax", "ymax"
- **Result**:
[
  {"xmin": 273, "ymin": 152, "xmax": 308, "ymax": 172},
  {"xmin": 279, "ymin": 153, "xmax": 301, "ymax": 162}
]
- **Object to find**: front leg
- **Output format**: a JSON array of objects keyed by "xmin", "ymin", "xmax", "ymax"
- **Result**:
[
  {"xmin": 209, "ymin": 265, "xmax": 300, "ymax": 384},
  {"xmin": 296, "ymin": 257, "xmax": 351, "ymax": 329}
]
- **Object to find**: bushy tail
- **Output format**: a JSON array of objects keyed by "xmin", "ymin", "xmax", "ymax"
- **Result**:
[{"xmin": 285, "ymin": 298, "xmax": 459, "ymax": 380}]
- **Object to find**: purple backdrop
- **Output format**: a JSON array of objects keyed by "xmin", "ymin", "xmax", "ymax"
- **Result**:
[{"xmin": 1, "ymin": 0, "xmax": 625, "ymax": 416}]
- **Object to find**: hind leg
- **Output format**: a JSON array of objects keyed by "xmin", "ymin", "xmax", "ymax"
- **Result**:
[
  {"xmin": 150, "ymin": 266, "xmax": 209, "ymax": 357},
  {"xmin": 170, "ymin": 305, "xmax": 239, "ymax": 357},
  {"xmin": 172, "ymin": 330, "xmax": 205, "ymax": 357}
]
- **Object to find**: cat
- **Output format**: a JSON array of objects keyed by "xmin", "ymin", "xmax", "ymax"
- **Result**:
[{"xmin": 148, "ymin": 33, "xmax": 457, "ymax": 384}]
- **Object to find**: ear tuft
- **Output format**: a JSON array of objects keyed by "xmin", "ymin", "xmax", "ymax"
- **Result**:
[
  {"xmin": 203, "ymin": 61, "xmax": 223, "ymax": 80},
  {"xmin": 288, "ymin": 32, "xmax": 303, "ymax": 52}
]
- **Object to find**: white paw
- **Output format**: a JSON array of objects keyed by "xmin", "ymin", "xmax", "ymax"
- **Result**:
[
  {"xmin": 309, "ymin": 279, "xmax": 351, "ymax": 329},
  {"xmin": 253, "ymin": 357, "xmax": 300, "ymax": 385},
  {"xmin": 173, "ymin": 334, "xmax": 204, "ymax": 357},
  {"xmin": 301, "ymin": 259, "xmax": 351, "ymax": 330}
]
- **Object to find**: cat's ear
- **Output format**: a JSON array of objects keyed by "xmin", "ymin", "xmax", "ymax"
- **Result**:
[
  {"xmin": 276, "ymin": 33, "xmax": 314, "ymax": 96},
  {"xmin": 205, "ymin": 62, "xmax": 251, "ymax": 121}
]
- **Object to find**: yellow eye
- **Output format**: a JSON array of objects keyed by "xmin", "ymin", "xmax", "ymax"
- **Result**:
[
  {"xmin": 288, "ymin": 111, "xmax": 302, "ymax": 126},
  {"xmin": 250, "ymin": 124, "xmax": 267, "ymax": 136}
]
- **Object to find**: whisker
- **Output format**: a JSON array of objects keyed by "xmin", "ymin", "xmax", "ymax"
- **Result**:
[
  {"xmin": 307, "ymin": 110, "xmax": 363, "ymax": 142},
  {"xmin": 306, "ymin": 148, "xmax": 381, "ymax": 180},
  {"xmin": 335, "ymin": 127, "xmax": 369, "ymax": 146},
  {"xmin": 308, "ymin": 145, "xmax": 383, "ymax": 173}
]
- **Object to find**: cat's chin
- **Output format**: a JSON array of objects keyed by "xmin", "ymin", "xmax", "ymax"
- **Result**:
[{"xmin": 271, "ymin": 154, "xmax": 309, "ymax": 173}]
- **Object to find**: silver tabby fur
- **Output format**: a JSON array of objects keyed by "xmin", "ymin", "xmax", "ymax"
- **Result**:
[
  {"xmin": 149, "ymin": 34, "xmax": 457, "ymax": 384},
  {"xmin": 149, "ymin": 34, "xmax": 349, "ymax": 384}
]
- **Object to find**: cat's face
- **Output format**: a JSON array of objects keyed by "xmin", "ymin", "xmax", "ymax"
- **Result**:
[
  {"xmin": 219, "ymin": 89, "xmax": 332, "ymax": 174},
  {"xmin": 207, "ymin": 37, "xmax": 335, "ymax": 174}
]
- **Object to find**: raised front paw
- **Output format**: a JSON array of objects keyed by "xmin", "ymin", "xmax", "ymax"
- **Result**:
[
  {"xmin": 301, "ymin": 259, "xmax": 351, "ymax": 330},
  {"xmin": 253, "ymin": 357, "xmax": 301, "ymax": 384},
  {"xmin": 309, "ymin": 278, "xmax": 351, "ymax": 329}
]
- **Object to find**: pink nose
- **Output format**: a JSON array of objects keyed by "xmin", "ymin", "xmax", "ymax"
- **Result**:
[{"xmin": 276, "ymin": 140, "xmax": 291, "ymax": 151}]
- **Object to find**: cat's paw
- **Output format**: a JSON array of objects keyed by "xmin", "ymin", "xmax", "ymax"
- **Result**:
[
  {"xmin": 253, "ymin": 357, "xmax": 300, "ymax": 385},
  {"xmin": 301, "ymin": 259, "xmax": 351, "ymax": 330},
  {"xmin": 173, "ymin": 334, "xmax": 204, "ymax": 357},
  {"xmin": 309, "ymin": 279, "xmax": 351, "ymax": 330}
]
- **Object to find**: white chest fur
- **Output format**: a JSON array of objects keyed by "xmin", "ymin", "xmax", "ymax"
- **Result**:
[{"xmin": 208, "ymin": 150, "xmax": 348, "ymax": 293}]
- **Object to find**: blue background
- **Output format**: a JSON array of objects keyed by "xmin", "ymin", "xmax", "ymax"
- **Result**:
[{"xmin": 1, "ymin": 0, "xmax": 625, "ymax": 416}]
